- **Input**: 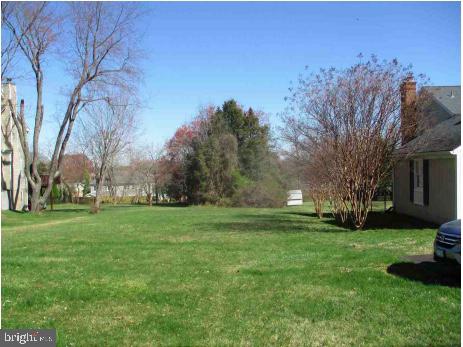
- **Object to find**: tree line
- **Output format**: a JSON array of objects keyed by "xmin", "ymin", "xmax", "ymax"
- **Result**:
[
  {"xmin": 2, "ymin": 2, "xmax": 428, "ymax": 228},
  {"xmin": 161, "ymin": 100, "xmax": 287, "ymax": 207}
]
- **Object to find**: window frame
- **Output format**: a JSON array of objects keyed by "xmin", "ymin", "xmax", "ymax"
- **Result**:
[{"xmin": 413, "ymin": 159, "xmax": 424, "ymax": 206}]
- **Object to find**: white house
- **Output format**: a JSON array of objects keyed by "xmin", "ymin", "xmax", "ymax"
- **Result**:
[
  {"xmin": 90, "ymin": 166, "xmax": 157, "ymax": 200},
  {"xmin": 393, "ymin": 80, "xmax": 461, "ymax": 224}
]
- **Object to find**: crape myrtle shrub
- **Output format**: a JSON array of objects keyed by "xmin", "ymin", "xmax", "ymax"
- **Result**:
[
  {"xmin": 164, "ymin": 100, "xmax": 286, "ymax": 207},
  {"xmin": 281, "ymin": 56, "xmax": 429, "ymax": 229}
]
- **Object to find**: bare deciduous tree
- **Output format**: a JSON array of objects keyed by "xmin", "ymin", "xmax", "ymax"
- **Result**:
[
  {"xmin": 77, "ymin": 98, "xmax": 136, "ymax": 212},
  {"xmin": 1, "ymin": 2, "xmax": 46, "ymax": 79},
  {"xmin": 282, "ymin": 56, "xmax": 428, "ymax": 229},
  {"xmin": 3, "ymin": 2, "xmax": 141, "ymax": 212},
  {"xmin": 130, "ymin": 146, "xmax": 165, "ymax": 206},
  {"xmin": 3, "ymin": 2, "xmax": 60, "ymax": 211}
]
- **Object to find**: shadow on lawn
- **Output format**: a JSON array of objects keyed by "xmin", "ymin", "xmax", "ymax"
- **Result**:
[
  {"xmin": 387, "ymin": 260, "xmax": 460, "ymax": 288},
  {"xmin": 46, "ymin": 203, "xmax": 189, "ymax": 213},
  {"xmin": 200, "ymin": 209, "xmax": 439, "ymax": 235},
  {"xmin": 283, "ymin": 211, "xmax": 437, "ymax": 230},
  {"xmin": 46, "ymin": 208, "xmax": 87, "ymax": 213},
  {"xmin": 105, "ymin": 203, "xmax": 189, "ymax": 208},
  {"xmin": 203, "ymin": 213, "xmax": 347, "ymax": 234}
]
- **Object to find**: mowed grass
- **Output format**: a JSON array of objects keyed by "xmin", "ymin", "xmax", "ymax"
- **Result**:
[{"xmin": 1, "ymin": 203, "xmax": 460, "ymax": 346}]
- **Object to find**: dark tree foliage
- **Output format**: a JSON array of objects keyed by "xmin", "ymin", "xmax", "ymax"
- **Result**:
[
  {"xmin": 166, "ymin": 99, "xmax": 286, "ymax": 207},
  {"xmin": 217, "ymin": 101, "xmax": 269, "ymax": 180}
]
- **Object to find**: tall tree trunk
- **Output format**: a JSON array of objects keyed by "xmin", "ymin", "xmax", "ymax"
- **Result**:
[
  {"xmin": 93, "ymin": 183, "xmax": 104, "ymax": 212},
  {"xmin": 91, "ymin": 160, "xmax": 108, "ymax": 212},
  {"xmin": 30, "ymin": 185, "xmax": 41, "ymax": 212},
  {"xmin": 28, "ymin": 68, "xmax": 45, "ymax": 213}
]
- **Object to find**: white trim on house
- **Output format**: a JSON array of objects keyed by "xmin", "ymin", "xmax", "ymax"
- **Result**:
[{"xmin": 451, "ymin": 146, "xmax": 461, "ymax": 219}]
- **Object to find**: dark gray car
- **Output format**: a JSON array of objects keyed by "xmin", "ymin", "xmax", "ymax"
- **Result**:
[{"xmin": 434, "ymin": 219, "xmax": 461, "ymax": 264}]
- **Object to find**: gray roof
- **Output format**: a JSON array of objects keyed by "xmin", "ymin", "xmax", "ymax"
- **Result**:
[
  {"xmin": 108, "ymin": 166, "xmax": 139, "ymax": 185},
  {"xmin": 423, "ymin": 86, "xmax": 461, "ymax": 116},
  {"xmin": 396, "ymin": 85, "xmax": 461, "ymax": 156},
  {"xmin": 397, "ymin": 115, "xmax": 461, "ymax": 155},
  {"xmin": 90, "ymin": 166, "xmax": 137, "ymax": 186}
]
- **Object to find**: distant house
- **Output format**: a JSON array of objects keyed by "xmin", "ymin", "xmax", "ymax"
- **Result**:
[
  {"xmin": 393, "ymin": 78, "xmax": 461, "ymax": 224},
  {"xmin": 90, "ymin": 166, "xmax": 154, "ymax": 200},
  {"xmin": 1, "ymin": 80, "xmax": 28, "ymax": 211}
]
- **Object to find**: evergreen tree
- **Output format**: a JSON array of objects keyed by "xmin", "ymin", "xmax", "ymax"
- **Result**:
[{"xmin": 174, "ymin": 99, "xmax": 285, "ymax": 206}]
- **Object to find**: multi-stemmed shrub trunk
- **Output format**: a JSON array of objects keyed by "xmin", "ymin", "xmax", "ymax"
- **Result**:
[{"xmin": 311, "ymin": 186, "xmax": 327, "ymax": 219}]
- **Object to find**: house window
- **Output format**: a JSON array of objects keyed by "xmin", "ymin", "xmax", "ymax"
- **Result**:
[{"xmin": 413, "ymin": 159, "xmax": 424, "ymax": 206}]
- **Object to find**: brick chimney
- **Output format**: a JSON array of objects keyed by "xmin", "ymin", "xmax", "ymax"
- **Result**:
[{"xmin": 400, "ymin": 76, "xmax": 417, "ymax": 145}]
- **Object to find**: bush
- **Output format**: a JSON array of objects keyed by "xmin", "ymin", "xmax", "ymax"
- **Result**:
[
  {"xmin": 99, "ymin": 195, "xmax": 137, "ymax": 204},
  {"xmin": 232, "ymin": 178, "xmax": 286, "ymax": 208}
]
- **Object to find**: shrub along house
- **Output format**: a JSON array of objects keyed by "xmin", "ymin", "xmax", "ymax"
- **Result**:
[{"xmin": 393, "ymin": 77, "xmax": 461, "ymax": 224}]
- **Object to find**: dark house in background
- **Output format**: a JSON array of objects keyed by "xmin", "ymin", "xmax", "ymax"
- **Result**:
[{"xmin": 393, "ymin": 78, "xmax": 461, "ymax": 224}]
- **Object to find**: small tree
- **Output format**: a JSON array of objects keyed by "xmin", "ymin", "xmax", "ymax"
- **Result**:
[
  {"xmin": 50, "ymin": 182, "xmax": 61, "ymax": 210},
  {"xmin": 130, "ymin": 146, "xmax": 165, "ymax": 206},
  {"xmin": 163, "ymin": 125, "xmax": 197, "ymax": 202},
  {"xmin": 77, "ymin": 98, "xmax": 136, "ymax": 212}
]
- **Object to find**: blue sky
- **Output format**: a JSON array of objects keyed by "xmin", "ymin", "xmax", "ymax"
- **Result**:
[{"xmin": 10, "ymin": 1, "xmax": 461, "ymax": 150}]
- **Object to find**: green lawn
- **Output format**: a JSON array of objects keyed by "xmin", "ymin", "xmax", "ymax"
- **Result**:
[{"xmin": 1, "ymin": 203, "xmax": 460, "ymax": 346}]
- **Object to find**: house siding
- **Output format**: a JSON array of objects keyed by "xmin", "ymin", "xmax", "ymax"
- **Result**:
[
  {"xmin": 90, "ymin": 184, "xmax": 150, "ymax": 198},
  {"xmin": 1, "ymin": 82, "xmax": 29, "ymax": 211},
  {"xmin": 393, "ymin": 157, "xmax": 457, "ymax": 224}
]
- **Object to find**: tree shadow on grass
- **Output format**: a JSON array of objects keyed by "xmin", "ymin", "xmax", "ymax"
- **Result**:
[
  {"xmin": 283, "ymin": 211, "xmax": 438, "ymax": 231},
  {"xmin": 105, "ymin": 203, "xmax": 189, "ymax": 208},
  {"xmin": 387, "ymin": 260, "xmax": 460, "ymax": 288},
  {"xmin": 362, "ymin": 212, "xmax": 437, "ymax": 230},
  {"xmin": 96, "ymin": 203, "xmax": 188, "ymax": 209},
  {"xmin": 150, "ymin": 203, "xmax": 189, "ymax": 208},
  {"xmin": 283, "ymin": 212, "xmax": 320, "ymax": 218},
  {"xmin": 103, "ymin": 204, "xmax": 148, "ymax": 209},
  {"xmin": 201, "ymin": 213, "xmax": 348, "ymax": 234},
  {"xmin": 46, "ymin": 208, "xmax": 88, "ymax": 213},
  {"xmin": 203, "ymin": 209, "xmax": 439, "ymax": 235}
]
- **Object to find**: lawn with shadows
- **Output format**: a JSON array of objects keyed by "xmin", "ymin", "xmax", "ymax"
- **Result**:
[{"xmin": 1, "ymin": 202, "xmax": 460, "ymax": 346}]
